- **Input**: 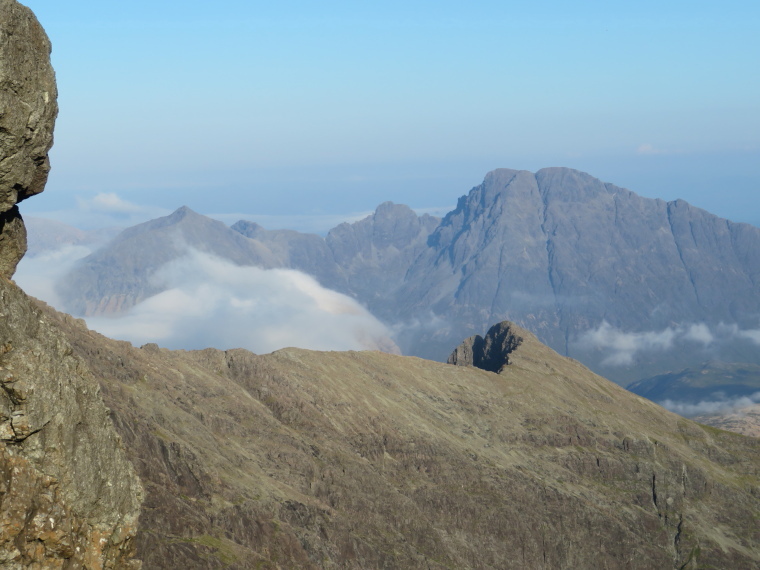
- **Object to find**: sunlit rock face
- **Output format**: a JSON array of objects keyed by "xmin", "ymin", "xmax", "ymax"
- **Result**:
[
  {"xmin": 0, "ymin": 0, "xmax": 58, "ymax": 277},
  {"xmin": 0, "ymin": 2, "xmax": 143, "ymax": 567}
]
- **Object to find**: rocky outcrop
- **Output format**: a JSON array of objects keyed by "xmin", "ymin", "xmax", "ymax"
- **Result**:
[
  {"xmin": 0, "ymin": 281, "xmax": 143, "ymax": 568},
  {"xmin": 0, "ymin": 2, "xmax": 143, "ymax": 566},
  {"xmin": 447, "ymin": 320, "xmax": 523, "ymax": 373},
  {"xmin": 0, "ymin": 0, "xmax": 57, "ymax": 277}
]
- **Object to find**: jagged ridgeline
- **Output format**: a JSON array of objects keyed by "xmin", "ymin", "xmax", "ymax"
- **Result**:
[
  {"xmin": 3, "ymin": 1, "xmax": 760, "ymax": 568},
  {"xmin": 57, "ymin": 168, "xmax": 760, "ymax": 384}
]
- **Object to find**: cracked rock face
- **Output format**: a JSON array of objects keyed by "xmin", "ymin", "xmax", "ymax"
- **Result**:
[
  {"xmin": 0, "ymin": 281, "xmax": 143, "ymax": 568},
  {"xmin": 0, "ymin": 2, "xmax": 143, "ymax": 567},
  {"xmin": 0, "ymin": 0, "xmax": 57, "ymax": 277}
]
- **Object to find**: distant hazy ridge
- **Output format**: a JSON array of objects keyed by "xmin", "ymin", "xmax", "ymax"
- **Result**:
[{"xmin": 55, "ymin": 167, "xmax": 760, "ymax": 383}]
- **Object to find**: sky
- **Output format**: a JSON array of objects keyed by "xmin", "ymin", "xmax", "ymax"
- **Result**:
[{"xmin": 17, "ymin": 0, "xmax": 760, "ymax": 232}]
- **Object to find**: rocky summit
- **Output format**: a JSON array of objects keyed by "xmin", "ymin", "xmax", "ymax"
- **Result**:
[{"xmin": 447, "ymin": 321, "xmax": 524, "ymax": 373}]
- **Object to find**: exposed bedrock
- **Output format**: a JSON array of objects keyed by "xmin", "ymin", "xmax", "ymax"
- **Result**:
[
  {"xmin": 0, "ymin": 0, "xmax": 58, "ymax": 276},
  {"xmin": 0, "ymin": 2, "xmax": 143, "ymax": 567},
  {"xmin": 448, "ymin": 320, "xmax": 524, "ymax": 373}
]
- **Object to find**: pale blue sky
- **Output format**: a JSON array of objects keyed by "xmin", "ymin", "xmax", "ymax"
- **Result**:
[{"xmin": 18, "ymin": 0, "xmax": 760, "ymax": 230}]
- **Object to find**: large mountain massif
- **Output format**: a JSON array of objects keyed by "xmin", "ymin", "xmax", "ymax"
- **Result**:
[{"xmin": 56, "ymin": 168, "xmax": 760, "ymax": 384}]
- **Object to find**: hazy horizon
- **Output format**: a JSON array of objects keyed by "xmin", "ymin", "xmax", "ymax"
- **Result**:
[
  {"xmin": 17, "ymin": 0, "xmax": 760, "ymax": 231},
  {"xmin": 13, "ymin": 0, "xmax": 760, "ymax": 393}
]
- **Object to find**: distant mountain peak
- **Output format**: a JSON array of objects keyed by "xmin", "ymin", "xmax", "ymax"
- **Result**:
[
  {"xmin": 230, "ymin": 219, "xmax": 264, "ymax": 237},
  {"xmin": 167, "ymin": 205, "xmax": 199, "ymax": 220},
  {"xmin": 374, "ymin": 201, "xmax": 414, "ymax": 214},
  {"xmin": 137, "ymin": 205, "xmax": 212, "ymax": 232}
]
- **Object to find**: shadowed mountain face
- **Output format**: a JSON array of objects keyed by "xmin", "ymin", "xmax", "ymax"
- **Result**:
[
  {"xmin": 37, "ymin": 305, "xmax": 760, "ymax": 568},
  {"xmin": 395, "ymin": 168, "xmax": 760, "ymax": 380},
  {"xmin": 53, "ymin": 168, "xmax": 760, "ymax": 384}
]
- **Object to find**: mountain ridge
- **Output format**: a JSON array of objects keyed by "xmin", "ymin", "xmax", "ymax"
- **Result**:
[
  {"xmin": 37, "ymin": 300, "xmax": 760, "ymax": 568},
  {"xmin": 50, "ymin": 167, "xmax": 760, "ymax": 385}
]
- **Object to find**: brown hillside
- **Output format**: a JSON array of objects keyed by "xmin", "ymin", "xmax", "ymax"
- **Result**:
[{"xmin": 40, "ymin": 304, "xmax": 760, "ymax": 569}]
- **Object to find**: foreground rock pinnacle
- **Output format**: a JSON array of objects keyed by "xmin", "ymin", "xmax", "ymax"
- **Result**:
[
  {"xmin": 1, "ymin": 2, "xmax": 143, "ymax": 568},
  {"xmin": 0, "ymin": 0, "xmax": 58, "ymax": 277}
]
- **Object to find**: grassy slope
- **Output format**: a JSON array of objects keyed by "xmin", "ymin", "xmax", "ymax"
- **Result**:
[{"xmin": 40, "ymin": 302, "xmax": 760, "ymax": 569}]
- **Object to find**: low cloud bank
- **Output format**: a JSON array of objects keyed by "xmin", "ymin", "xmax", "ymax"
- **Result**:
[
  {"xmin": 660, "ymin": 392, "xmax": 760, "ymax": 417},
  {"xmin": 577, "ymin": 321, "xmax": 760, "ymax": 366},
  {"xmin": 85, "ymin": 250, "xmax": 399, "ymax": 355},
  {"xmin": 14, "ymin": 244, "xmax": 94, "ymax": 308}
]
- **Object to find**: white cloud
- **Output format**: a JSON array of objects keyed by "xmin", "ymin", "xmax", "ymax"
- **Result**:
[
  {"xmin": 14, "ymin": 244, "xmax": 94, "ymax": 308},
  {"xmin": 738, "ymin": 329, "xmax": 760, "ymax": 345},
  {"xmin": 636, "ymin": 143, "xmax": 661, "ymax": 155},
  {"xmin": 712, "ymin": 322, "xmax": 760, "ymax": 346},
  {"xmin": 87, "ymin": 192, "xmax": 144, "ymax": 214},
  {"xmin": 578, "ymin": 321, "xmax": 678, "ymax": 366},
  {"xmin": 84, "ymin": 250, "xmax": 399, "ymax": 355},
  {"xmin": 682, "ymin": 323, "xmax": 714, "ymax": 345},
  {"xmin": 660, "ymin": 392, "xmax": 760, "ymax": 417},
  {"xmin": 577, "ymin": 320, "xmax": 760, "ymax": 366}
]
